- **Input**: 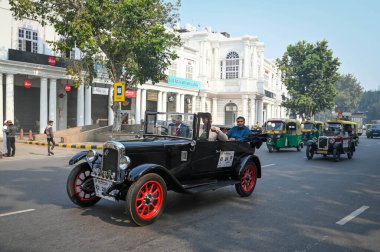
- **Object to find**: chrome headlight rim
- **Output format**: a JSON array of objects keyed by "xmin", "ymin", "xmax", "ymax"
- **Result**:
[
  {"xmin": 329, "ymin": 138, "xmax": 336, "ymax": 144},
  {"xmin": 86, "ymin": 149, "xmax": 98, "ymax": 162},
  {"xmin": 119, "ymin": 155, "xmax": 131, "ymax": 170}
]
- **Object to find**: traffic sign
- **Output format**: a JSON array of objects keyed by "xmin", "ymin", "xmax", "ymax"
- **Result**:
[{"xmin": 113, "ymin": 82, "xmax": 125, "ymax": 102}]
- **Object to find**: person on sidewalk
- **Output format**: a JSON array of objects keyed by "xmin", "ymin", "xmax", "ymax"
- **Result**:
[
  {"xmin": 2, "ymin": 120, "xmax": 8, "ymax": 156},
  {"xmin": 6, "ymin": 120, "xmax": 16, "ymax": 157},
  {"xmin": 45, "ymin": 120, "xmax": 55, "ymax": 156}
]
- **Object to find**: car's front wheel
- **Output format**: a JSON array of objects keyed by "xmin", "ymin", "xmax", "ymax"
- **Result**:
[
  {"xmin": 126, "ymin": 173, "xmax": 167, "ymax": 226},
  {"xmin": 306, "ymin": 145, "xmax": 314, "ymax": 160},
  {"xmin": 268, "ymin": 145, "xmax": 274, "ymax": 153},
  {"xmin": 235, "ymin": 161, "xmax": 257, "ymax": 197},
  {"xmin": 66, "ymin": 163, "xmax": 101, "ymax": 207}
]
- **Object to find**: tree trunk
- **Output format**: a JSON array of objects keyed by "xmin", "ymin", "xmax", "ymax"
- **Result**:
[{"xmin": 112, "ymin": 102, "xmax": 122, "ymax": 131}]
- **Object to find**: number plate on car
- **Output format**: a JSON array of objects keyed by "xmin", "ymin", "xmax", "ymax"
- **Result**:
[
  {"xmin": 317, "ymin": 150, "xmax": 328, "ymax": 154},
  {"xmin": 93, "ymin": 178, "xmax": 115, "ymax": 201}
]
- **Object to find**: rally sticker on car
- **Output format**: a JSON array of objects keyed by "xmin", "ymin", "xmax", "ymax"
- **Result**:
[{"xmin": 217, "ymin": 151, "xmax": 235, "ymax": 168}]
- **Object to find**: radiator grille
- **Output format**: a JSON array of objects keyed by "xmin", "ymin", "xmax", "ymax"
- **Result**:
[
  {"xmin": 318, "ymin": 137, "xmax": 328, "ymax": 150},
  {"xmin": 101, "ymin": 147, "xmax": 119, "ymax": 179}
]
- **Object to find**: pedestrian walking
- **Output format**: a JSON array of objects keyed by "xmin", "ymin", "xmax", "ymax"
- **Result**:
[
  {"xmin": 45, "ymin": 120, "xmax": 55, "ymax": 156},
  {"xmin": 2, "ymin": 120, "xmax": 8, "ymax": 156},
  {"xmin": 6, "ymin": 120, "xmax": 16, "ymax": 157}
]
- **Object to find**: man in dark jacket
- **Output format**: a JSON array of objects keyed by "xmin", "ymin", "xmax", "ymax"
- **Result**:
[
  {"xmin": 6, "ymin": 120, "xmax": 16, "ymax": 157},
  {"xmin": 45, "ymin": 120, "xmax": 55, "ymax": 156}
]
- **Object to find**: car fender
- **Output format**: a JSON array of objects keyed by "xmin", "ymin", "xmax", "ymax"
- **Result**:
[
  {"xmin": 69, "ymin": 151, "xmax": 88, "ymax": 165},
  {"xmin": 126, "ymin": 163, "xmax": 186, "ymax": 193},
  {"xmin": 237, "ymin": 155, "xmax": 262, "ymax": 179}
]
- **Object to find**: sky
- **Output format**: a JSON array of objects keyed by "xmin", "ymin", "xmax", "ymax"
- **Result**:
[{"xmin": 178, "ymin": 0, "xmax": 380, "ymax": 91}]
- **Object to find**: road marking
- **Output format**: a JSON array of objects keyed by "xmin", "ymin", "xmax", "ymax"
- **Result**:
[
  {"xmin": 262, "ymin": 164, "xmax": 275, "ymax": 167},
  {"xmin": 336, "ymin": 206, "xmax": 369, "ymax": 225},
  {"xmin": 0, "ymin": 209, "xmax": 35, "ymax": 217}
]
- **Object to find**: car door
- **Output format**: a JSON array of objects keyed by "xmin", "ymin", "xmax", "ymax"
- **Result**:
[{"xmin": 189, "ymin": 140, "xmax": 220, "ymax": 178}]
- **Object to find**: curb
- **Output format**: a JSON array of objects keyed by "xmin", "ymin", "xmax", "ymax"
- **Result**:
[{"xmin": 24, "ymin": 141, "xmax": 103, "ymax": 150}]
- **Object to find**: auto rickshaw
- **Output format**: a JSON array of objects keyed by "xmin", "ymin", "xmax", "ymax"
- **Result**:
[
  {"xmin": 301, "ymin": 120, "xmax": 324, "ymax": 143},
  {"xmin": 265, "ymin": 118, "xmax": 303, "ymax": 152}
]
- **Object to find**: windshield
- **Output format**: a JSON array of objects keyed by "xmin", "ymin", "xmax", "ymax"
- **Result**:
[
  {"xmin": 266, "ymin": 121, "xmax": 284, "ymax": 131},
  {"xmin": 302, "ymin": 123, "xmax": 314, "ymax": 130},
  {"xmin": 324, "ymin": 122, "xmax": 342, "ymax": 135},
  {"xmin": 145, "ymin": 113, "xmax": 193, "ymax": 139}
]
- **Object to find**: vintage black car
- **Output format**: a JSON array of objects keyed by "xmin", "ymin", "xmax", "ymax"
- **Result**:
[
  {"xmin": 306, "ymin": 120, "xmax": 355, "ymax": 162},
  {"xmin": 66, "ymin": 112, "xmax": 267, "ymax": 226}
]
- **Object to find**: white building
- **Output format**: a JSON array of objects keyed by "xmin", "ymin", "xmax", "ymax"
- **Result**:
[{"xmin": 0, "ymin": 0, "xmax": 287, "ymax": 134}]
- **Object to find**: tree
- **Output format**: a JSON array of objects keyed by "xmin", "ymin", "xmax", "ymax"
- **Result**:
[
  {"xmin": 359, "ymin": 89, "xmax": 380, "ymax": 123},
  {"xmin": 9, "ymin": 0, "xmax": 182, "ymax": 131},
  {"xmin": 277, "ymin": 40, "xmax": 340, "ymax": 120},
  {"xmin": 334, "ymin": 73, "xmax": 363, "ymax": 113}
]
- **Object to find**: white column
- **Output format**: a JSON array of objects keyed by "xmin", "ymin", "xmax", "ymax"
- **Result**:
[
  {"xmin": 238, "ymin": 59, "xmax": 243, "ymax": 78},
  {"xmin": 243, "ymin": 42, "xmax": 249, "ymax": 78},
  {"xmin": 253, "ymin": 46, "xmax": 258, "ymax": 79},
  {"xmin": 5, "ymin": 74, "xmax": 15, "ymax": 123},
  {"xmin": 213, "ymin": 45, "xmax": 219, "ymax": 79},
  {"xmin": 49, "ymin": 78, "xmax": 57, "ymax": 131},
  {"xmin": 242, "ymin": 95, "xmax": 248, "ymax": 121},
  {"xmin": 259, "ymin": 48, "xmax": 264, "ymax": 81},
  {"xmin": 191, "ymin": 95, "xmax": 196, "ymax": 114},
  {"xmin": 257, "ymin": 99, "xmax": 263, "ymax": 126},
  {"xmin": 250, "ymin": 96, "xmax": 256, "ymax": 126},
  {"xmin": 157, "ymin": 91, "xmax": 163, "ymax": 120},
  {"xmin": 85, "ymin": 86, "xmax": 92, "ymax": 125},
  {"xmin": 77, "ymin": 84, "xmax": 84, "ymax": 126},
  {"xmin": 212, "ymin": 98, "xmax": 218, "ymax": 121},
  {"xmin": 175, "ymin": 93, "xmax": 180, "ymax": 112},
  {"xmin": 0, "ymin": 73, "xmax": 3, "ymax": 126},
  {"xmin": 162, "ymin": 92, "xmax": 167, "ymax": 113},
  {"xmin": 108, "ymin": 86, "xmax": 114, "ymax": 126},
  {"xmin": 141, "ymin": 89, "xmax": 146, "ymax": 120},
  {"xmin": 200, "ymin": 96, "xmax": 206, "ymax": 112},
  {"xmin": 135, "ymin": 88, "xmax": 141, "ymax": 123},
  {"xmin": 180, "ymin": 94, "xmax": 185, "ymax": 113},
  {"xmin": 39, "ymin": 77, "xmax": 48, "ymax": 133}
]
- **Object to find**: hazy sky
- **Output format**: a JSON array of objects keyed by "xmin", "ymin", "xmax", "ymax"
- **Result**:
[{"xmin": 179, "ymin": 0, "xmax": 379, "ymax": 91}]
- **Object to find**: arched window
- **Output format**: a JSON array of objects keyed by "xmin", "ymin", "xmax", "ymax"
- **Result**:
[
  {"xmin": 226, "ymin": 52, "xmax": 239, "ymax": 79},
  {"xmin": 225, "ymin": 103, "xmax": 238, "ymax": 125}
]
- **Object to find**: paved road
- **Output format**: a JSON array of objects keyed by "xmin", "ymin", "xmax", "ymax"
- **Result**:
[{"xmin": 0, "ymin": 137, "xmax": 379, "ymax": 252}]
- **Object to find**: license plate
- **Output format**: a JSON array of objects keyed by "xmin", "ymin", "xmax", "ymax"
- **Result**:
[
  {"xmin": 93, "ymin": 178, "xmax": 115, "ymax": 201},
  {"xmin": 317, "ymin": 150, "xmax": 328, "ymax": 154}
]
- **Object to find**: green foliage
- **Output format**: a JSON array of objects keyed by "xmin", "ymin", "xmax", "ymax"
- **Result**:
[
  {"xmin": 359, "ymin": 89, "xmax": 380, "ymax": 123},
  {"xmin": 9, "ymin": 0, "xmax": 182, "ymax": 130},
  {"xmin": 334, "ymin": 73, "xmax": 363, "ymax": 113},
  {"xmin": 277, "ymin": 40, "xmax": 340, "ymax": 120}
]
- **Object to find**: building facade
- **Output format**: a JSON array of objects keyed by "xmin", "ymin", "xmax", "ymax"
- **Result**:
[{"xmin": 0, "ymin": 0, "xmax": 287, "ymax": 135}]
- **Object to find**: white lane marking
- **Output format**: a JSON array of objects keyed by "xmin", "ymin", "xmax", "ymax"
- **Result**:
[
  {"xmin": 0, "ymin": 209, "xmax": 36, "ymax": 217},
  {"xmin": 336, "ymin": 206, "xmax": 369, "ymax": 225},
  {"xmin": 262, "ymin": 164, "xmax": 275, "ymax": 167}
]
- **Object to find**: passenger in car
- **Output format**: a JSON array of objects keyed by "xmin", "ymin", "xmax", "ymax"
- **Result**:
[
  {"xmin": 227, "ymin": 116, "xmax": 251, "ymax": 141},
  {"xmin": 200, "ymin": 116, "xmax": 228, "ymax": 141}
]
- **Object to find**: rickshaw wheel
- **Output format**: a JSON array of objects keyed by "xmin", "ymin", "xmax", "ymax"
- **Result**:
[
  {"xmin": 333, "ymin": 148, "xmax": 340, "ymax": 162},
  {"xmin": 268, "ymin": 145, "xmax": 274, "ymax": 153},
  {"xmin": 296, "ymin": 145, "xmax": 301, "ymax": 152},
  {"xmin": 306, "ymin": 145, "xmax": 314, "ymax": 160}
]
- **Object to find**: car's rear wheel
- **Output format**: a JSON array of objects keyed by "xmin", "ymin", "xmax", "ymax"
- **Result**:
[
  {"xmin": 235, "ymin": 161, "xmax": 257, "ymax": 197},
  {"xmin": 347, "ymin": 144, "xmax": 354, "ymax": 159},
  {"xmin": 127, "ymin": 173, "xmax": 167, "ymax": 226},
  {"xmin": 306, "ymin": 145, "xmax": 314, "ymax": 160},
  {"xmin": 333, "ymin": 148, "xmax": 340, "ymax": 162},
  {"xmin": 67, "ymin": 163, "xmax": 101, "ymax": 207}
]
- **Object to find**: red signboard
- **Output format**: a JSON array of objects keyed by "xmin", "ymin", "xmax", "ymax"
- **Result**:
[
  {"xmin": 64, "ymin": 84, "xmax": 72, "ymax": 92},
  {"xmin": 24, "ymin": 79, "xmax": 32, "ymax": 88},
  {"xmin": 48, "ymin": 56, "xmax": 56, "ymax": 66},
  {"xmin": 125, "ymin": 90, "xmax": 137, "ymax": 98},
  {"xmin": 338, "ymin": 111, "xmax": 342, "ymax": 119}
]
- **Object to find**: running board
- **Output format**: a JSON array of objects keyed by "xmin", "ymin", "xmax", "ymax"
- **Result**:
[{"xmin": 185, "ymin": 179, "xmax": 240, "ymax": 194}]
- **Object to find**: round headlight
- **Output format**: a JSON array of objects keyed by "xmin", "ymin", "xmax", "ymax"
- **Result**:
[
  {"xmin": 119, "ymin": 155, "xmax": 131, "ymax": 170},
  {"xmin": 312, "ymin": 137, "xmax": 317, "ymax": 142},
  {"xmin": 86, "ymin": 150, "xmax": 98, "ymax": 162},
  {"xmin": 329, "ymin": 138, "xmax": 335, "ymax": 144}
]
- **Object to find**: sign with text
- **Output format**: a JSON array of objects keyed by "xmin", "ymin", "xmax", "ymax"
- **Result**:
[
  {"xmin": 93, "ymin": 87, "xmax": 109, "ymax": 95},
  {"xmin": 168, "ymin": 76, "xmax": 201, "ymax": 89},
  {"xmin": 125, "ymin": 90, "xmax": 137, "ymax": 98},
  {"xmin": 113, "ymin": 82, "xmax": 125, "ymax": 102}
]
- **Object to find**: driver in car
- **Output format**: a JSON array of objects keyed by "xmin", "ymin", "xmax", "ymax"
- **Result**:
[{"xmin": 200, "ymin": 116, "xmax": 228, "ymax": 141}]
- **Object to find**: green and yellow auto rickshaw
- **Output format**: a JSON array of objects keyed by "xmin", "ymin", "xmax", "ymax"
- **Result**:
[
  {"xmin": 301, "ymin": 120, "xmax": 324, "ymax": 143},
  {"xmin": 265, "ymin": 119, "xmax": 303, "ymax": 152}
]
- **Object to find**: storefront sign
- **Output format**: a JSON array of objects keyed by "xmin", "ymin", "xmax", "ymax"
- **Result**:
[
  {"xmin": 147, "ymin": 91, "xmax": 158, "ymax": 101},
  {"xmin": 48, "ymin": 56, "xmax": 56, "ymax": 66},
  {"xmin": 24, "ymin": 79, "xmax": 32, "ymax": 88},
  {"xmin": 64, "ymin": 84, "xmax": 72, "ymax": 92},
  {"xmin": 168, "ymin": 76, "xmax": 201, "ymax": 89},
  {"xmin": 113, "ymin": 82, "xmax": 125, "ymax": 102},
  {"xmin": 125, "ymin": 90, "xmax": 137, "ymax": 98},
  {"xmin": 92, "ymin": 87, "xmax": 109, "ymax": 95}
]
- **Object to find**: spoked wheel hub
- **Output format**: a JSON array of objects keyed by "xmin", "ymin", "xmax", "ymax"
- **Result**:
[
  {"xmin": 135, "ymin": 181, "xmax": 164, "ymax": 220},
  {"xmin": 241, "ymin": 165, "xmax": 256, "ymax": 193}
]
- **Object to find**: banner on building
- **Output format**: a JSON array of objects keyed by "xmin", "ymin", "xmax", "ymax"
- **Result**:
[
  {"xmin": 168, "ymin": 75, "xmax": 201, "ymax": 89},
  {"xmin": 125, "ymin": 90, "xmax": 137, "ymax": 98},
  {"xmin": 92, "ymin": 87, "xmax": 109, "ymax": 95},
  {"xmin": 147, "ymin": 91, "xmax": 158, "ymax": 101}
]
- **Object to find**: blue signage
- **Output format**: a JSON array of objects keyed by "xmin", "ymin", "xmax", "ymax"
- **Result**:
[
  {"xmin": 168, "ymin": 76, "xmax": 201, "ymax": 89},
  {"xmin": 117, "ymin": 86, "xmax": 122, "ymax": 95}
]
